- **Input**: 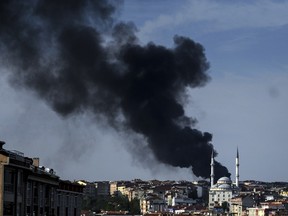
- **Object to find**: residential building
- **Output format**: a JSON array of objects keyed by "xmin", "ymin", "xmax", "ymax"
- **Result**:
[
  {"xmin": 127, "ymin": 188, "xmax": 145, "ymax": 201},
  {"xmin": 110, "ymin": 181, "xmax": 118, "ymax": 196},
  {"xmin": 171, "ymin": 196, "xmax": 196, "ymax": 206},
  {"xmin": 118, "ymin": 185, "xmax": 127, "ymax": 196},
  {"xmin": 247, "ymin": 201, "xmax": 288, "ymax": 216},
  {"xmin": 95, "ymin": 181, "xmax": 110, "ymax": 197},
  {"xmin": 0, "ymin": 140, "xmax": 83, "ymax": 216},
  {"xmin": 230, "ymin": 195, "xmax": 256, "ymax": 215},
  {"xmin": 140, "ymin": 194, "xmax": 166, "ymax": 214},
  {"xmin": 56, "ymin": 180, "xmax": 83, "ymax": 216}
]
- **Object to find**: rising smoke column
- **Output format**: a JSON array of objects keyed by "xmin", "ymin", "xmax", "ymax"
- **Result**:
[{"xmin": 0, "ymin": 0, "xmax": 230, "ymax": 180}]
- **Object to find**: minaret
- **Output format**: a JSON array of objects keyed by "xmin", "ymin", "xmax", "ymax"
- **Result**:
[
  {"xmin": 236, "ymin": 147, "xmax": 239, "ymax": 187},
  {"xmin": 210, "ymin": 151, "xmax": 215, "ymax": 187}
]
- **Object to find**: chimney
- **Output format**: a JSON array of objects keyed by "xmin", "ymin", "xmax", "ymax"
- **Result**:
[
  {"xmin": 33, "ymin": 157, "xmax": 40, "ymax": 167},
  {"xmin": 0, "ymin": 140, "xmax": 5, "ymax": 149}
]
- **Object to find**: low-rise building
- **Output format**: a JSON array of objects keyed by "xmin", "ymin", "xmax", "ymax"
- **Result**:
[
  {"xmin": 171, "ymin": 197, "xmax": 196, "ymax": 206},
  {"xmin": 247, "ymin": 201, "xmax": 288, "ymax": 216},
  {"xmin": 140, "ymin": 194, "xmax": 166, "ymax": 214},
  {"xmin": 95, "ymin": 181, "xmax": 110, "ymax": 197},
  {"xmin": 56, "ymin": 180, "xmax": 83, "ymax": 216},
  {"xmin": 230, "ymin": 195, "xmax": 256, "ymax": 216},
  {"xmin": 110, "ymin": 181, "xmax": 118, "ymax": 196}
]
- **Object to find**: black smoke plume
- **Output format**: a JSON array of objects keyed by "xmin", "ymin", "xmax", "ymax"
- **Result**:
[{"xmin": 0, "ymin": 0, "xmax": 230, "ymax": 180}]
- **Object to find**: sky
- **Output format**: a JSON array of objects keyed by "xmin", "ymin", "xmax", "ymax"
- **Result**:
[{"xmin": 0, "ymin": 0, "xmax": 288, "ymax": 182}]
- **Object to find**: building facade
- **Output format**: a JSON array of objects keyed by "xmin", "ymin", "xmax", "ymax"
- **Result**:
[
  {"xmin": 140, "ymin": 194, "xmax": 166, "ymax": 214},
  {"xmin": 230, "ymin": 195, "xmax": 256, "ymax": 215},
  {"xmin": 0, "ymin": 141, "xmax": 83, "ymax": 216},
  {"xmin": 56, "ymin": 180, "xmax": 83, "ymax": 216},
  {"xmin": 95, "ymin": 181, "xmax": 110, "ymax": 197}
]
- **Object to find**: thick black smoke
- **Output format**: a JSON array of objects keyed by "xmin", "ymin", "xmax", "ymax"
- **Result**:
[{"xmin": 0, "ymin": 0, "xmax": 230, "ymax": 179}]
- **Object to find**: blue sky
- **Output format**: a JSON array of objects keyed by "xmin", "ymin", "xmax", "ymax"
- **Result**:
[
  {"xmin": 0, "ymin": 0, "xmax": 288, "ymax": 182},
  {"xmin": 120, "ymin": 0, "xmax": 288, "ymax": 181}
]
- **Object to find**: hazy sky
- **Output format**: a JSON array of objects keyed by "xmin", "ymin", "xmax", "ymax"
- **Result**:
[{"xmin": 1, "ymin": 0, "xmax": 288, "ymax": 182}]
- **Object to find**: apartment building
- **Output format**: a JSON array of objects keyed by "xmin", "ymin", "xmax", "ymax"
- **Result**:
[
  {"xmin": 95, "ymin": 181, "xmax": 110, "ymax": 197},
  {"xmin": 0, "ymin": 141, "xmax": 83, "ymax": 216},
  {"xmin": 230, "ymin": 195, "xmax": 255, "ymax": 216},
  {"xmin": 110, "ymin": 181, "xmax": 118, "ymax": 196},
  {"xmin": 140, "ymin": 194, "xmax": 166, "ymax": 214},
  {"xmin": 56, "ymin": 180, "xmax": 83, "ymax": 216}
]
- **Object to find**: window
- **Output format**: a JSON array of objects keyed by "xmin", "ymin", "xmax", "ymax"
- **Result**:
[
  {"xmin": 58, "ymin": 194, "xmax": 61, "ymax": 206},
  {"xmin": 4, "ymin": 169, "xmax": 15, "ymax": 193},
  {"xmin": 17, "ymin": 170, "xmax": 23, "ymax": 195},
  {"xmin": 74, "ymin": 196, "xmax": 78, "ymax": 206},
  {"xmin": 66, "ymin": 195, "xmax": 69, "ymax": 206},
  {"xmin": 4, "ymin": 202, "xmax": 14, "ymax": 215}
]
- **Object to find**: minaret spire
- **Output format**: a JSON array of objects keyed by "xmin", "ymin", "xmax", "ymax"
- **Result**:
[
  {"xmin": 236, "ymin": 147, "xmax": 239, "ymax": 187},
  {"xmin": 210, "ymin": 150, "xmax": 215, "ymax": 187}
]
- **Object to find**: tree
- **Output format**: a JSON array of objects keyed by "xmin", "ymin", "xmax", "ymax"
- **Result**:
[
  {"xmin": 82, "ymin": 195, "xmax": 140, "ymax": 214},
  {"xmin": 129, "ymin": 198, "xmax": 140, "ymax": 214},
  {"xmin": 221, "ymin": 201, "xmax": 230, "ymax": 212},
  {"xmin": 188, "ymin": 188, "xmax": 198, "ymax": 199}
]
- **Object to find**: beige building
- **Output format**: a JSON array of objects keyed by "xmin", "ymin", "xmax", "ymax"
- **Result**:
[
  {"xmin": 127, "ymin": 188, "xmax": 145, "ymax": 202},
  {"xmin": 110, "ymin": 181, "xmax": 118, "ymax": 196},
  {"xmin": 230, "ymin": 195, "xmax": 255, "ymax": 215},
  {"xmin": 247, "ymin": 202, "xmax": 288, "ymax": 216},
  {"xmin": 117, "ymin": 185, "xmax": 127, "ymax": 196},
  {"xmin": 109, "ymin": 181, "xmax": 132, "ymax": 197},
  {"xmin": 140, "ymin": 194, "xmax": 165, "ymax": 214},
  {"xmin": 247, "ymin": 207, "xmax": 265, "ymax": 216}
]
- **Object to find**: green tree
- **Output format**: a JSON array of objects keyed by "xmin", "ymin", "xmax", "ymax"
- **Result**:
[
  {"xmin": 82, "ymin": 195, "xmax": 140, "ymax": 214},
  {"xmin": 221, "ymin": 201, "xmax": 230, "ymax": 212},
  {"xmin": 129, "ymin": 198, "xmax": 140, "ymax": 214},
  {"xmin": 188, "ymin": 189, "xmax": 198, "ymax": 199}
]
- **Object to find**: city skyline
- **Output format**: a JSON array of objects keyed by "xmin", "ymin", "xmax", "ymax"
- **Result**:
[{"xmin": 0, "ymin": 0, "xmax": 288, "ymax": 182}]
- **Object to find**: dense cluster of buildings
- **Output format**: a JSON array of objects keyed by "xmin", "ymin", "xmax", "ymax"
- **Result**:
[
  {"xmin": 2, "ymin": 140, "xmax": 288, "ymax": 216},
  {"xmin": 79, "ymin": 149, "xmax": 288, "ymax": 215},
  {"xmin": 78, "ymin": 178, "xmax": 208, "ymax": 213},
  {"xmin": 79, "ymin": 177, "xmax": 288, "ymax": 215}
]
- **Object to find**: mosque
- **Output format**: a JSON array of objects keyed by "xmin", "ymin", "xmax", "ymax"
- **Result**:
[{"xmin": 208, "ymin": 149, "xmax": 240, "ymax": 209}]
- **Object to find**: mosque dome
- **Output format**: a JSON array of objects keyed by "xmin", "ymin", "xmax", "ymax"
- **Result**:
[
  {"xmin": 218, "ymin": 183, "xmax": 231, "ymax": 189},
  {"xmin": 217, "ymin": 177, "xmax": 232, "ymax": 185},
  {"xmin": 210, "ymin": 177, "xmax": 233, "ymax": 190}
]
